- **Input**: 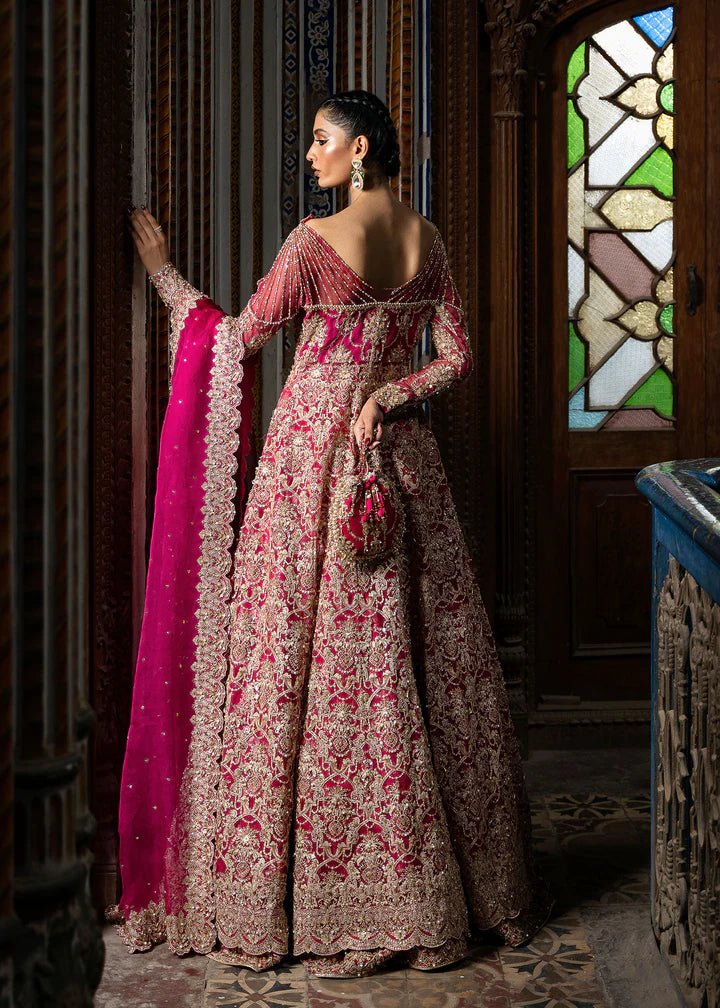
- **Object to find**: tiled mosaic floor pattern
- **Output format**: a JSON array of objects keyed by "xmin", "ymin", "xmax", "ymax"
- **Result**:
[{"xmin": 97, "ymin": 751, "xmax": 685, "ymax": 1007}]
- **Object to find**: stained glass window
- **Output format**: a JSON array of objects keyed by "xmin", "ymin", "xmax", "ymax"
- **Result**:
[{"xmin": 567, "ymin": 6, "xmax": 675, "ymax": 430}]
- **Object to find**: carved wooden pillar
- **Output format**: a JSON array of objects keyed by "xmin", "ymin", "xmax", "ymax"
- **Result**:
[
  {"xmin": 89, "ymin": 0, "xmax": 136, "ymax": 919},
  {"xmin": 0, "ymin": 3, "xmax": 14, "ymax": 995},
  {"xmin": 484, "ymin": 2, "xmax": 534, "ymax": 704},
  {"xmin": 4, "ymin": 0, "xmax": 104, "ymax": 1002},
  {"xmin": 387, "ymin": 0, "xmax": 415, "ymax": 205}
]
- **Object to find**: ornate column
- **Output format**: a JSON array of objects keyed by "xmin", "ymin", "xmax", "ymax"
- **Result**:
[
  {"xmin": 485, "ymin": 1, "xmax": 531, "ymax": 703},
  {"xmin": 4, "ymin": 0, "xmax": 105, "ymax": 1002},
  {"xmin": 484, "ymin": 1, "xmax": 556, "ymax": 707}
]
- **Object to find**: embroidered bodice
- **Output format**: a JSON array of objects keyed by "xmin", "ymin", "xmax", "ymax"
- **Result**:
[{"xmin": 148, "ymin": 213, "xmax": 472, "ymax": 416}]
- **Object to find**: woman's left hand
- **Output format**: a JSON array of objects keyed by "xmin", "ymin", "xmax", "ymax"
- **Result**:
[
  {"xmin": 353, "ymin": 397, "xmax": 384, "ymax": 449},
  {"xmin": 127, "ymin": 206, "xmax": 170, "ymax": 276}
]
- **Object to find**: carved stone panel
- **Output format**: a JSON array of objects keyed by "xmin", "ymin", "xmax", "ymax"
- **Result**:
[{"xmin": 654, "ymin": 555, "xmax": 719, "ymax": 1006}]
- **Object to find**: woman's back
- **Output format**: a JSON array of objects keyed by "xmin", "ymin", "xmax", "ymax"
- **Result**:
[{"xmin": 303, "ymin": 204, "xmax": 437, "ymax": 293}]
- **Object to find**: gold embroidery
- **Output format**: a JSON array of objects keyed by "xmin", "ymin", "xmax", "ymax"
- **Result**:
[{"xmin": 371, "ymin": 303, "xmax": 473, "ymax": 415}]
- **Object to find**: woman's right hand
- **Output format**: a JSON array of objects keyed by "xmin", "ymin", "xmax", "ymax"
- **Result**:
[{"xmin": 127, "ymin": 206, "xmax": 170, "ymax": 276}]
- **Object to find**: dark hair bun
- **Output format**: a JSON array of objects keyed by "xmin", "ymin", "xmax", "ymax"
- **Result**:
[{"xmin": 318, "ymin": 90, "xmax": 401, "ymax": 179}]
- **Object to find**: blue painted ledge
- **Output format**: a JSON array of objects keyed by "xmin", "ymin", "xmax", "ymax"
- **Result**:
[{"xmin": 635, "ymin": 456, "xmax": 720, "ymax": 566}]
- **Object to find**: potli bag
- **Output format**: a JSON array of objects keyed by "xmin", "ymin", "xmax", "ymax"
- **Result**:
[{"xmin": 331, "ymin": 441, "xmax": 404, "ymax": 564}]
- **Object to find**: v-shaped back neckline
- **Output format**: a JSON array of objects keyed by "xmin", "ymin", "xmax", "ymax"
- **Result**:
[{"xmin": 300, "ymin": 215, "xmax": 441, "ymax": 297}]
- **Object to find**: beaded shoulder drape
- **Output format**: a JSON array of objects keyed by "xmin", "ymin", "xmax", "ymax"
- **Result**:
[{"xmin": 106, "ymin": 213, "xmax": 553, "ymax": 968}]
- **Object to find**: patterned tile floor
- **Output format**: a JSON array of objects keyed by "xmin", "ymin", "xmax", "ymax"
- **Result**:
[{"xmin": 97, "ymin": 749, "xmax": 686, "ymax": 1008}]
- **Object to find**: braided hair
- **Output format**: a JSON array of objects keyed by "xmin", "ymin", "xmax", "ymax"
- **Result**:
[{"xmin": 317, "ymin": 90, "xmax": 401, "ymax": 179}]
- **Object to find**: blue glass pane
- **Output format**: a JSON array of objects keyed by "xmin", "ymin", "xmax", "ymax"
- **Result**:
[
  {"xmin": 569, "ymin": 388, "xmax": 609, "ymax": 430},
  {"xmin": 633, "ymin": 7, "xmax": 674, "ymax": 48}
]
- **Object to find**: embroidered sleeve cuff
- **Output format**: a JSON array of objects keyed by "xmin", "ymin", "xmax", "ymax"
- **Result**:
[
  {"xmin": 147, "ymin": 261, "xmax": 194, "ymax": 309},
  {"xmin": 369, "ymin": 385, "xmax": 411, "ymax": 415},
  {"xmin": 147, "ymin": 260, "xmax": 209, "ymax": 384}
]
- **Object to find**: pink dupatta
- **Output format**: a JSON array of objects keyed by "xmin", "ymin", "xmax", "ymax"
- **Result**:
[{"xmin": 108, "ymin": 299, "xmax": 255, "ymax": 951}]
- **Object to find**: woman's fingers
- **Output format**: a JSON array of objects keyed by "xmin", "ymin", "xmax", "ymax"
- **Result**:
[
  {"xmin": 353, "ymin": 414, "xmax": 383, "ymax": 449},
  {"xmin": 354, "ymin": 420, "xmax": 371, "ymax": 447},
  {"xmin": 369, "ymin": 420, "xmax": 383, "ymax": 447},
  {"xmin": 127, "ymin": 206, "xmax": 169, "ymax": 275},
  {"xmin": 142, "ymin": 207, "xmax": 161, "ymax": 230},
  {"xmin": 135, "ymin": 209, "xmax": 156, "ymax": 240},
  {"xmin": 128, "ymin": 210, "xmax": 150, "ymax": 247},
  {"xmin": 130, "ymin": 208, "xmax": 159, "ymax": 245}
]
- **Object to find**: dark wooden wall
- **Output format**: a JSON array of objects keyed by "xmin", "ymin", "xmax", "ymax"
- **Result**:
[
  {"xmin": 2, "ymin": 0, "xmax": 104, "ymax": 1003},
  {"xmin": 89, "ymin": 0, "xmax": 136, "ymax": 929}
]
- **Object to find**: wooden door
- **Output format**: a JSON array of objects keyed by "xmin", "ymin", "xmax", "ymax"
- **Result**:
[{"xmin": 535, "ymin": 1, "xmax": 711, "ymax": 710}]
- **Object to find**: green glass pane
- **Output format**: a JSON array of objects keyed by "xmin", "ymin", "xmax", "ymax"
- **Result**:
[
  {"xmin": 568, "ymin": 100, "xmax": 585, "ymax": 169},
  {"xmin": 625, "ymin": 367, "xmax": 673, "ymax": 416},
  {"xmin": 569, "ymin": 322, "xmax": 585, "ymax": 391},
  {"xmin": 659, "ymin": 82, "xmax": 674, "ymax": 113},
  {"xmin": 567, "ymin": 41, "xmax": 586, "ymax": 92},
  {"xmin": 625, "ymin": 146, "xmax": 674, "ymax": 197},
  {"xmin": 659, "ymin": 303, "xmax": 674, "ymax": 335}
]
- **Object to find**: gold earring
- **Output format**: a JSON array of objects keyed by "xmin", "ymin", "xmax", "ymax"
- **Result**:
[{"xmin": 350, "ymin": 157, "xmax": 365, "ymax": 191}]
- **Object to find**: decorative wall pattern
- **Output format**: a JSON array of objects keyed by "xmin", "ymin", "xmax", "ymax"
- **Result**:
[
  {"xmin": 280, "ymin": 0, "xmax": 335, "ymax": 386},
  {"xmin": 654, "ymin": 555, "xmax": 719, "ymax": 1007}
]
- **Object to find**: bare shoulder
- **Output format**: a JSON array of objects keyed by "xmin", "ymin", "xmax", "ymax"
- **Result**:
[
  {"xmin": 301, "ymin": 215, "xmax": 319, "ymax": 232},
  {"xmin": 305, "ymin": 206, "xmax": 436, "ymax": 248},
  {"xmin": 302, "ymin": 214, "xmax": 332, "ymax": 237},
  {"xmin": 405, "ymin": 209, "xmax": 439, "ymax": 259}
]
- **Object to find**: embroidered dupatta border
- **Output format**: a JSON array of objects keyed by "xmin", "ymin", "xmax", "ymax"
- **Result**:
[
  {"xmin": 164, "ymin": 311, "xmax": 246, "ymax": 953},
  {"xmin": 108, "ymin": 304, "xmax": 252, "ymax": 955}
]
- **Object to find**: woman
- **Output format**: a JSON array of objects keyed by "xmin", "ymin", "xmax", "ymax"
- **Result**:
[{"xmin": 109, "ymin": 89, "xmax": 554, "ymax": 979}]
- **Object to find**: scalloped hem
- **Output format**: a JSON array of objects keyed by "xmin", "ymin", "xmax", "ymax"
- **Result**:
[
  {"xmin": 302, "ymin": 947, "xmax": 405, "ymax": 978},
  {"xmin": 405, "ymin": 935, "xmax": 473, "ymax": 971},
  {"xmin": 104, "ymin": 902, "xmax": 287, "ymax": 960},
  {"xmin": 301, "ymin": 935, "xmax": 476, "ymax": 977},
  {"xmin": 206, "ymin": 948, "xmax": 285, "ymax": 970},
  {"xmin": 472, "ymin": 879, "xmax": 556, "ymax": 948},
  {"xmin": 104, "ymin": 881, "xmax": 555, "ymax": 965},
  {"xmin": 105, "ymin": 900, "xmax": 473, "ymax": 977}
]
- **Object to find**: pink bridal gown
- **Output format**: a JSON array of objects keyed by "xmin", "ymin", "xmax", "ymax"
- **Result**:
[{"xmin": 106, "ymin": 213, "xmax": 554, "ymax": 978}]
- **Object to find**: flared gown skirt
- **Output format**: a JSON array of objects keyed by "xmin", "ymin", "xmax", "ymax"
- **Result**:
[{"xmin": 205, "ymin": 359, "xmax": 550, "ymax": 961}]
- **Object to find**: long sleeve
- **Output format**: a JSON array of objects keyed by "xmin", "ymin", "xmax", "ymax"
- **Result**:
[
  {"xmin": 369, "ymin": 268, "xmax": 473, "ymax": 416},
  {"xmin": 148, "ymin": 224, "xmax": 306, "ymax": 377}
]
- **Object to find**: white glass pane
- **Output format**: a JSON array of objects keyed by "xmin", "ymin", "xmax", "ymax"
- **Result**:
[
  {"xmin": 577, "ymin": 45, "xmax": 626, "ymax": 147},
  {"xmin": 568, "ymin": 245, "xmax": 585, "ymax": 315},
  {"xmin": 593, "ymin": 21, "xmax": 656, "ymax": 76},
  {"xmin": 588, "ymin": 117, "xmax": 656, "ymax": 186},
  {"xmin": 588, "ymin": 337, "xmax": 656, "ymax": 408},
  {"xmin": 624, "ymin": 220, "xmax": 673, "ymax": 271}
]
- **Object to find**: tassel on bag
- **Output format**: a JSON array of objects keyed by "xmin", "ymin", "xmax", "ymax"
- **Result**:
[{"xmin": 331, "ymin": 441, "xmax": 404, "ymax": 564}]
